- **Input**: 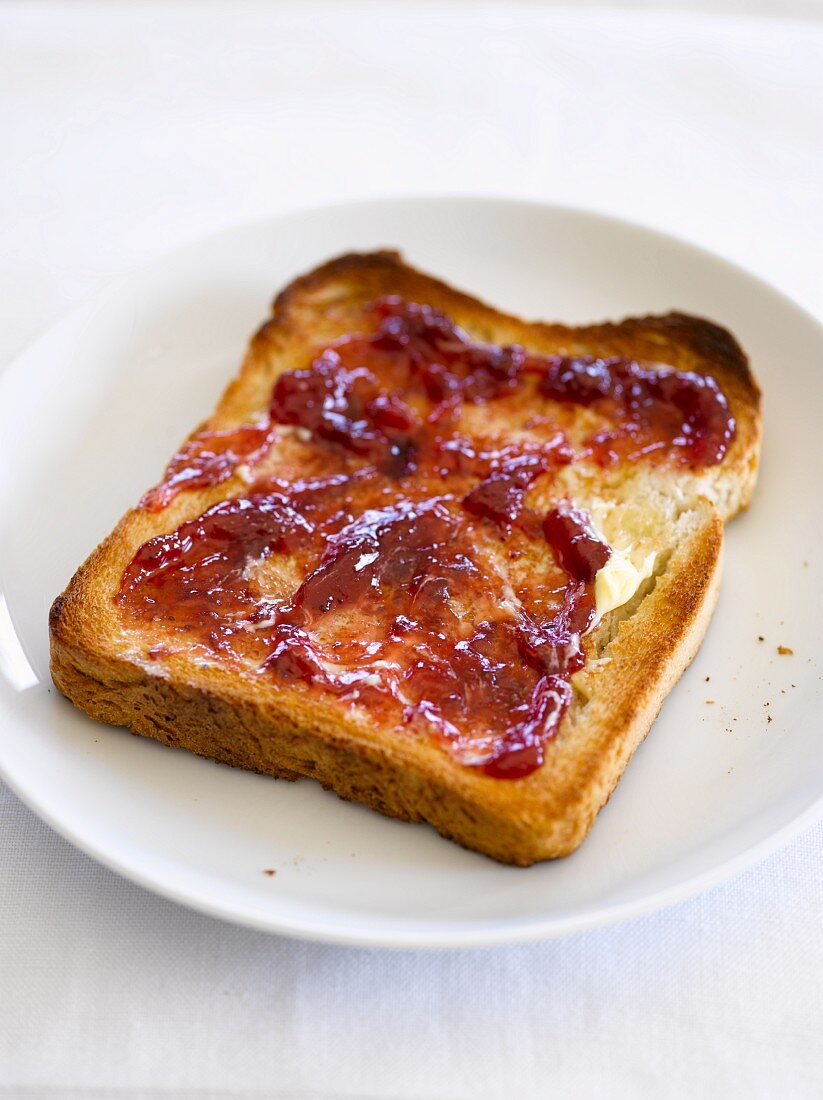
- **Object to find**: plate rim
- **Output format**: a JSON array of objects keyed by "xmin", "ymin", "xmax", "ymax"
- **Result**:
[
  {"xmin": 1, "ymin": 739, "xmax": 820, "ymax": 949},
  {"xmin": 1, "ymin": 193, "xmax": 822, "ymax": 949}
]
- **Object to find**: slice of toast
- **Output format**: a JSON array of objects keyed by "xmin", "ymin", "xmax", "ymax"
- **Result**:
[{"xmin": 49, "ymin": 252, "xmax": 761, "ymax": 865}]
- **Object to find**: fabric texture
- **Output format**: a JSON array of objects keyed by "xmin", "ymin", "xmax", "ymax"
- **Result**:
[{"xmin": 1, "ymin": 3, "xmax": 821, "ymax": 1097}]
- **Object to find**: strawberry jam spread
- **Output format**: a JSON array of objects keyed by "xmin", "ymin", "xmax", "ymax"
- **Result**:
[{"xmin": 121, "ymin": 298, "xmax": 735, "ymax": 778}]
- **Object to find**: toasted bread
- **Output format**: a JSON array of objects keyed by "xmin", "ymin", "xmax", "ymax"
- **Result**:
[{"xmin": 49, "ymin": 252, "xmax": 761, "ymax": 865}]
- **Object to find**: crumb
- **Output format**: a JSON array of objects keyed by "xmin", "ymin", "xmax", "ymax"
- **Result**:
[
  {"xmin": 705, "ymin": 676, "xmax": 710, "ymax": 682},
  {"xmin": 767, "ymin": 715, "xmax": 773, "ymax": 724},
  {"xmin": 757, "ymin": 636, "xmax": 764, "ymax": 642},
  {"xmin": 262, "ymin": 868, "xmax": 276, "ymax": 877},
  {"xmin": 706, "ymin": 699, "xmax": 715, "ymax": 705},
  {"xmin": 777, "ymin": 646, "xmax": 794, "ymax": 656}
]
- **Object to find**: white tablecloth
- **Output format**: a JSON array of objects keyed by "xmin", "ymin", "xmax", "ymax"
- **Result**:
[{"xmin": 2, "ymin": 3, "xmax": 822, "ymax": 1097}]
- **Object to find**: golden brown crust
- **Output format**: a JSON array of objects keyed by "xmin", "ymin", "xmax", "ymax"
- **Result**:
[{"xmin": 48, "ymin": 251, "xmax": 760, "ymax": 865}]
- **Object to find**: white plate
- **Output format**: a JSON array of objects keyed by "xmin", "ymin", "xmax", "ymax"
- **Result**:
[{"xmin": 0, "ymin": 197, "xmax": 821, "ymax": 948}]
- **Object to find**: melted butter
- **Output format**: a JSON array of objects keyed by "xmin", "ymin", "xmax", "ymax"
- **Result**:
[{"xmin": 594, "ymin": 547, "xmax": 656, "ymax": 619}]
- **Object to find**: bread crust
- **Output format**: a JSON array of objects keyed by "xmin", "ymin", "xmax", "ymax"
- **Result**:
[{"xmin": 49, "ymin": 252, "xmax": 760, "ymax": 865}]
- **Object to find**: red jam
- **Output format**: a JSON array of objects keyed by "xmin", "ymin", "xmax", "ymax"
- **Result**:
[
  {"xmin": 463, "ymin": 452, "xmax": 552, "ymax": 527},
  {"xmin": 547, "ymin": 358, "xmax": 737, "ymax": 467},
  {"xmin": 543, "ymin": 502, "xmax": 612, "ymax": 584},
  {"xmin": 141, "ymin": 423, "xmax": 275, "ymax": 512},
  {"xmin": 123, "ymin": 298, "xmax": 736, "ymax": 778}
]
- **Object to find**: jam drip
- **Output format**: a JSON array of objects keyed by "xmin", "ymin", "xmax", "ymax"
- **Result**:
[{"xmin": 123, "ymin": 296, "xmax": 737, "ymax": 780}]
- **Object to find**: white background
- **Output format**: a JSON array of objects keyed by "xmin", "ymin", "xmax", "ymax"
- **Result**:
[{"xmin": 1, "ymin": 3, "xmax": 822, "ymax": 1098}]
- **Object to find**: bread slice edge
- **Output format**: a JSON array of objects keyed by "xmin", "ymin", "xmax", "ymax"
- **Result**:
[
  {"xmin": 48, "ymin": 250, "xmax": 751, "ymax": 864},
  {"xmin": 50, "ymin": 499, "xmax": 722, "ymax": 865}
]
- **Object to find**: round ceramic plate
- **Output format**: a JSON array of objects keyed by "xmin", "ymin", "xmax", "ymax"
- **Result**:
[{"xmin": 0, "ymin": 197, "xmax": 821, "ymax": 948}]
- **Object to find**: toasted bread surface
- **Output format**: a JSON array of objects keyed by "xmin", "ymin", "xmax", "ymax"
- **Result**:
[{"xmin": 50, "ymin": 252, "xmax": 761, "ymax": 864}]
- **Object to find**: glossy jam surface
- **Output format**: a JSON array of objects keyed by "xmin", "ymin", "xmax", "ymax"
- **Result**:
[
  {"xmin": 122, "ymin": 298, "xmax": 735, "ymax": 778},
  {"xmin": 141, "ymin": 424, "xmax": 275, "ymax": 512},
  {"xmin": 542, "ymin": 502, "xmax": 612, "ymax": 584}
]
